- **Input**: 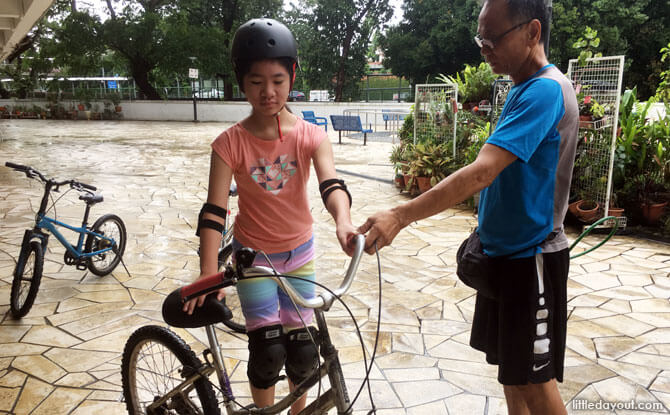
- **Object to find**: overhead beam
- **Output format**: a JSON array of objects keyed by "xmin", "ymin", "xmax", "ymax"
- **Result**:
[
  {"xmin": 1, "ymin": 0, "xmax": 55, "ymax": 61},
  {"xmin": 0, "ymin": 1, "xmax": 22, "ymax": 19},
  {"xmin": 0, "ymin": 18, "xmax": 16, "ymax": 30}
]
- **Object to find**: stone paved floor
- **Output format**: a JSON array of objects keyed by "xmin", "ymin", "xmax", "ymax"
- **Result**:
[{"xmin": 0, "ymin": 119, "xmax": 670, "ymax": 414}]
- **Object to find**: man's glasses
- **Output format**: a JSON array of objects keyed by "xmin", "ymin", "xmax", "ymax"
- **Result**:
[{"xmin": 474, "ymin": 19, "xmax": 532, "ymax": 49}]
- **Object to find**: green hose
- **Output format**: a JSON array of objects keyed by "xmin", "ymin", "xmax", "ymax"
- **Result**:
[{"xmin": 569, "ymin": 216, "xmax": 620, "ymax": 259}]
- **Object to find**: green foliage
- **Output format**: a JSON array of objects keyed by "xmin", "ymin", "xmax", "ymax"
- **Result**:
[
  {"xmin": 285, "ymin": 0, "xmax": 392, "ymax": 101},
  {"xmin": 656, "ymin": 42, "xmax": 670, "ymax": 102},
  {"xmin": 572, "ymin": 26, "xmax": 602, "ymax": 67},
  {"xmin": 406, "ymin": 142, "xmax": 456, "ymax": 185},
  {"xmin": 441, "ymin": 62, "xmax": 496, "ymax": 104},
  {"xmin": 397, "ymin": 111, "xmax": 415, "ymax": 146},
  {"xmin": 613, "ymin": 87, "xmax": 669, "ymax": 208},
  {"xmin": 549, "ymin": 0, "xmax": 667, "ymax": 98},
  {"xmin": 380, "ymin": 0, "xmax": 481, "ymax": 85}
]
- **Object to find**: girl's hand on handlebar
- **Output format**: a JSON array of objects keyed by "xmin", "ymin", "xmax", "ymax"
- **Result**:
[
  {"xmin": 182, "ymin": 275, "xmax": 226, "ymax": 315},
  {"xmin": 336, "ymin": 222, "xmax": 358, "ymax": 257}
]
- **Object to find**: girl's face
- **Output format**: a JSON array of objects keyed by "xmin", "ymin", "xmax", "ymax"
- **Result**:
[{"xmin": 243, "ymin": 59, "xmax": 291, "ymax": 116}]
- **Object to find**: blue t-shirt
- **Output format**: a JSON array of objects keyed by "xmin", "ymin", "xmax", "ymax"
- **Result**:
[{"xmin": 478, "ymin": 65, "xmax": 566, "ymax": 257}]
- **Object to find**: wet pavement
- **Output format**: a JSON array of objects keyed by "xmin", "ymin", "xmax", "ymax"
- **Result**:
[{"xmin": 1, "ymin": 119, "xmax": 670, "ymax": 414}]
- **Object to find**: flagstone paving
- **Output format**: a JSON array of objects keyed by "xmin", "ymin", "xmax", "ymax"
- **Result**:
[{"xmin": 1, "ymin": 119, "xmax": 669, "ymax": 414}]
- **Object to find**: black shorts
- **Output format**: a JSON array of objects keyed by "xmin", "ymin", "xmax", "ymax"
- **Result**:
[{"xmin": 469, "ymin": 249, "xmax": 569, "ymax": 385}]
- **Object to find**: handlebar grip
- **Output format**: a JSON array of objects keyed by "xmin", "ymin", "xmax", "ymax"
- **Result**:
[
  {"xmin": 5, "ymin": 161, "xmax": 27, "ymax": 171},
  {"xmin": 180, "ymin": 271, "xmax": 229, "ymax": 302},
  {"xmin": 79, "ymin": 182, "xmax": 97, "ymax": 191}
]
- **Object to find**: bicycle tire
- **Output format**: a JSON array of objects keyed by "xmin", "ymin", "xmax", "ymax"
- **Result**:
[
  {"xmin": 218, "ymin": 242, "xmax": 246, "ymax": 334},
  {"xmin": 121, "ymin": 325, "xmax": 220, "ymax": 415},
  {"xmin": 85, "ymin": 213, "xmax": 127, "ymax": 276},
  {"xmin": 10, "ymin": 240, "xmax": 44, "ymax": 319}
]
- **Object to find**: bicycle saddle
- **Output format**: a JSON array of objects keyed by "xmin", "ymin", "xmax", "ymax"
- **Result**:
[
  {"xmin": 79, "ymin": 193, "xmax": 103, "ymax": 204},
  {"xmin": 162, "ymin": 288, "xmax": 234, "ymax": 329}
]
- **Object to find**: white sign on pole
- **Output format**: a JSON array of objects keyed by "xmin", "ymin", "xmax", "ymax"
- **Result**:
[{"xmin": 189, "ymin": 68, "xmax": 199, "ymax": 79}]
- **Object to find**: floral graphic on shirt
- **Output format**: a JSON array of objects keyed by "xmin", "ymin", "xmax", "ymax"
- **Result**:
[{"xmin": 249, "ymin": 155, "xmax": 298, "ymax": 195}]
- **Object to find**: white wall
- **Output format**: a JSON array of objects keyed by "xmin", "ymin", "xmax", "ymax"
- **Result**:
[{"xmin": 0, "ymin": 99, "xmax": 412, "ymax": 125}]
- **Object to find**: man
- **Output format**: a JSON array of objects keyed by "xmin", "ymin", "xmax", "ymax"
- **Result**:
[{"xmin": 358, "ymin": 0, "xmax": 578, "ymax": 413}]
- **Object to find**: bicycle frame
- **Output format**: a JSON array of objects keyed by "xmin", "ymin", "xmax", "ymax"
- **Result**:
[
  {"xmin": 34, "ymin": 214, "xmax": 115, "ymax": 259},
  {"xmin": 143, "ymin": 235, "xmax": 364, "ymax": 415},
  {"xmin": 147, "ymin": 307, "xmax": 352, "ymax": 415}
]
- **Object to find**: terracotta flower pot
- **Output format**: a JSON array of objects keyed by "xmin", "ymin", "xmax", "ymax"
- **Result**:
[
  {"xmin": 415, "ymin": 176, "xmax": 432, "ymax": 193},
  {"xmin": 77, "ymin": 104, "xmax": 85, "ymax": 111},
  {"xmin": 607, "ymin": 207, "xmax": 624, "ymax": 217},
  {"xmin": 641, "ymin": 201, "xmax": 668, "ymax": 225},
  {"xmin": 579, "ymin": 114, "xmax": 593, "ymax": 129},
  {"xmin": 394, "ymin": 175, "xmax": 405, "ymax": 189},
  {"xmin": 575, "ymin": 200, "xmax": 600, "ymax": 223},
  {"xmin": 403, "ymin": 174, "xmax": 414, "ymax": 192},
  {"xmin": 115, "ymin": 105, "xmax": 122, "ymax": 112},
  {"xmin": 568, "ymin": 200, "xmax": 581, "ymax": 217}
]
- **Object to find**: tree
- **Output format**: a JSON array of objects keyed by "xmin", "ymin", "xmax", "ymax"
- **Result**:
[
  {"xmin": 548, "ymin": 0, "xmax": 669, "ymax": 98},
  {"xmin": 40, "ymin": 0, "xmax": 281, "ymax": 100},
  {"xmin": 380, "ymin": 0, "xmax": 481, "ymax": 86},
  {"xmin": 288, "ymin": 0, "xmax": 392, "ymax": 101}
]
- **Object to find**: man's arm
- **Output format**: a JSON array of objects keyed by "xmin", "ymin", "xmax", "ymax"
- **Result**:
[{"xmin": 358, "ymin": 143, "xmax": 518, "ymax": 254}]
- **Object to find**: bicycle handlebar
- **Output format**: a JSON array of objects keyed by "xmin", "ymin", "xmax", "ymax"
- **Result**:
[
  {"xmin": 180, "ymin": 234, "xmax": 366, "ymax": 310},
  {"xmin": 5, "ymin": 161, "xmax": 97, "ymax": 192}
]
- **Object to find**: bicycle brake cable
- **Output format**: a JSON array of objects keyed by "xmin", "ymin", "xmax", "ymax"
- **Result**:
[
  {"xmin": 47, "ymin": 187, "xmax": 73, "ymax": 220},
  {"xmin": 345, "ymin": 241, "xmax": 381, "ymax": 415}
]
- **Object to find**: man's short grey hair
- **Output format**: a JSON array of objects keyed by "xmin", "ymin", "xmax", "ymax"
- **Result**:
[{"xmin": 484, "ymin": 0, "xmax": 549, "ymax": 44}]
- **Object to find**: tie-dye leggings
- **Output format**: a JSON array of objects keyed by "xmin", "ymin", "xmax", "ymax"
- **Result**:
[{"xmin": 233, "ymin": 237, "xmax": 316, "ymax": 332}]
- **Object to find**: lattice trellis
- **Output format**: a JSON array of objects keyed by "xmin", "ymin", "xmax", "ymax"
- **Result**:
[
  {"xmin": 413, "ymin": 83, "xmax": 458, "ymax": 156},
  {"xmin": 489, "ymin": 78, "xmax": 513, "ymax": 134},
  {"xmin": 568, "ymin": 55, "xmax": 625, "ymax": 228}
]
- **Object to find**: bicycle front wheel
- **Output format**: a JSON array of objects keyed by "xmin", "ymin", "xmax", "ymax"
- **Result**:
[
  {"xmin": 121, "ymin": 325, "xmax": 220, "ymax": 415},
  {"xmin": 85, "ymin": 213, "xmax": 127, "ymax": 276},
  {"xmin": 10, "ymin": 241, "xmax": 44, "ymax": 318},
  {"xmin": 218, "ymin": 242, "xmax": 246, "ymax": 334}
]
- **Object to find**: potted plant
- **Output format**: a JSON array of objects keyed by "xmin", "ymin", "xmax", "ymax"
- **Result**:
[
  {"xmin": 573, "ymin": 190, "xmax": 601, "ymax": 223},
  {"xmin": 389, "ymin": 145, "xmax": 406, "ymax": 188},
  {"xmin": 109, "ymin": 92, "xmax": 122, "ymax": 113},
  {"xmin": 406, "ymin": 143, "xmax": 452, "ymax": 193},
  {"xmin": 441, "ymin": 62, "xmax": 496, "ymax": 110}
]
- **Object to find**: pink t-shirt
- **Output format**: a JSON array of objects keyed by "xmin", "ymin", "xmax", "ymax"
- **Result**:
[{"xmin": 211, "ymin": 118, "xmax": 326, "ymax": 253}]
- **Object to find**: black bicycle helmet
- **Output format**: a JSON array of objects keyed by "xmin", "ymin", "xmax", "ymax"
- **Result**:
[{"xmin": 231, "ymin": 18, "xmax": 299, "ymax": 90}]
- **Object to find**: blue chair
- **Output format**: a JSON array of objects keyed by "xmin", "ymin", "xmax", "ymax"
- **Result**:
[{"xmin": 302, "ymin": 111, "xmax": 328, "ymax": 131}]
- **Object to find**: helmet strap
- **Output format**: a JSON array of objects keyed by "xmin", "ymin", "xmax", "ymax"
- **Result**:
[{"xmin": 275, "ymin": 109, "xmax": 284, "ymax": 143}]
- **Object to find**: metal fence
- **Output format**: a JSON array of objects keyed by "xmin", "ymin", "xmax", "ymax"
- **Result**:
[{"xmin": 342, "ymin": 108, "xmax": 411, "ymax": 143}]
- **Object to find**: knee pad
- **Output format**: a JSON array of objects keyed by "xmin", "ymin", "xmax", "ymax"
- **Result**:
[
  {"xmin": 285, "ymin": 327, "xmax": 320, "ymax": 385},
  {"xmin": 247, "ymin": 324, "xmax": 286, "ymax": 389}
]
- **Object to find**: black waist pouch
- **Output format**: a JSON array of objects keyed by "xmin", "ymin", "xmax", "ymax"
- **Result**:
[{"xmin": 456, "ymin": 229, "xmax": 500, "ymax": 299}]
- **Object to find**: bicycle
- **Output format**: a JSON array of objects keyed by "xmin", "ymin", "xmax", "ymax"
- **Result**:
[
  {"xmin": 121, "ymin": 234, "xmax": 366, "ymax": 415},
  {"xmin": 5, "ymin": 161, "xmax": 128, "ymax": 318}
]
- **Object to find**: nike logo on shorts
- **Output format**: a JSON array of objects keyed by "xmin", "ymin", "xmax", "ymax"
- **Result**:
[{"xmin": 532, "ymin": 361, "xmax": 550, "ymax": 372}]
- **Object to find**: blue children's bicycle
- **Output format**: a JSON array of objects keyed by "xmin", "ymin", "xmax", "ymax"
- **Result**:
[{"xmin": 5, "ymin": 162, "xmax": 127, "ymax": 318}]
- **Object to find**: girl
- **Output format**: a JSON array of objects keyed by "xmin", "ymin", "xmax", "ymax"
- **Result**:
[{"xmin": 183, "ymin": 18, "xmax": 356, "ymax": 414}]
